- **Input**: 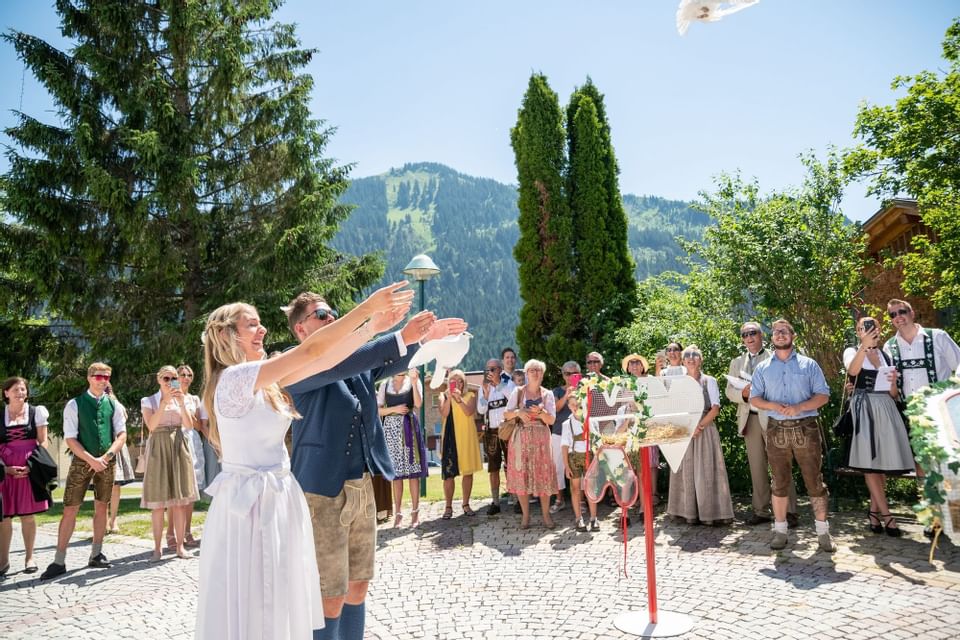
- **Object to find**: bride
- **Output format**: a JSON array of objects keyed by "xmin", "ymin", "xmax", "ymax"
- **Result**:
[{"xmin": 196, "ymin": 282, "xmax": 413, "ymax": 639}]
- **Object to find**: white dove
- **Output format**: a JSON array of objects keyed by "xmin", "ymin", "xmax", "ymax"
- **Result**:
[
  {"xmin": 408, "ymin": 332, "xmax": 473, "ymax": 389},
  {"xmin": 676, "ymin": 0, "xmax": 760, "ymax": 36}
]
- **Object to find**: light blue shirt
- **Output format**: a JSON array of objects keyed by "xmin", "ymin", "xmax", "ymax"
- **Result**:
[{"xmin": 750, "ymin": 349, "xmax": 829, "ymax": 420}]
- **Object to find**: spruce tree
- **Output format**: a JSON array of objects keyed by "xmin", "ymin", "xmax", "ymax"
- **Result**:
[
  {"xmin": 1, "ymin": 0, "xmax": 380, "ymax": 413},
  {"xmin": 567, "ymin": 80, "xmax": 637, "ymax": 357},
  {"xmin": 510, "ymin": 74, "xmax": 580, "ymax": 375}
]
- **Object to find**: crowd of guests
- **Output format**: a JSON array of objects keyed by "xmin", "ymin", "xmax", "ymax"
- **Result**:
[{"xmin": 405, "ymin": 298, "xmax": 960, "ymax": 554}]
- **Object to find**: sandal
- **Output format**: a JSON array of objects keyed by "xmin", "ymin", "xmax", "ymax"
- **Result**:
[
  {"xmin": 410, "ymin": 508, "xmax": 420, "ymax": 528},
  {"xmin": 441, "ymin": 507, "xmax": 453, "ymax": 520},
  {"xmin": 393, "ymin": 513, "xmax": 403, "ymax": 528},
  {"xmin": 24, "ymin": 559, "xmax": 38, "ymax": 574},
  {"xmin": 881, "ymin": 513, "xmax": 903, "ymax": 538},
  {"xmin": 462, "ymin": 504, "xmax": 476, "ymax": 516},
  {"xmin": 867, "ymin": 510, "xmax": 884, "ymax": 534},
  {"xmin": 166, "ymin": 534, "xmax": 177, "ymax": 553}
]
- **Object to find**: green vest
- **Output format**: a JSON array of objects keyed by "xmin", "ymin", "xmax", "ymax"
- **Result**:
[{"xmin": 76, "ymin": 393, "xmax": 115, "ymax": 457}]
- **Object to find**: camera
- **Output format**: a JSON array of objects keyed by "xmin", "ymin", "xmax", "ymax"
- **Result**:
[
  {"xmin": 448, "ymin": 379, "xmax": 459, "ymax": 394},
  {"xmin": 863, "ymin": 319, "xmax": 876, "ymax": 333}
]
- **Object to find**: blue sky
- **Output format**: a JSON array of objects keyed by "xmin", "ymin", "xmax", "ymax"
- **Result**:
[{"xmin": 1, "ymin": 1, "xmax": 957, "ymax": 221}]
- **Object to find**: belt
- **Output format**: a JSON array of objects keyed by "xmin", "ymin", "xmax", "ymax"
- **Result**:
[
  {"xmin": 206, "ymin": 462, "xmax": 290, "ymax": 517},
  {"xmin": 769, "ymin": 417, "xmax": 815, "ymax": 427}
]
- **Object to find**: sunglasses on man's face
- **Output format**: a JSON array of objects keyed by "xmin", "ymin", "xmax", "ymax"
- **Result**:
[
  {"xmin": 740, "ymin": 330, "xmax": 760, "ymax": 338},
  {"xmin": 586, "ymin": 359, "xmax": 601, "ymax": 365},
  {"xmin": 304, "ymin": 307, "xmax": 338, "ymax": 323},
  {"xmin": 888, "ymin": 308, "xmax": 911, "ymax": 319},
  {"xmin": 91, "ymin": 374, "xmax": 111, "ymax": 381}
]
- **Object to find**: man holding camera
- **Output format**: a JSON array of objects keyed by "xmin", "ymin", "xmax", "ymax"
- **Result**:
[{"xmin": 477, "ymin": 357, "xmax": 516, "ymax": 515}]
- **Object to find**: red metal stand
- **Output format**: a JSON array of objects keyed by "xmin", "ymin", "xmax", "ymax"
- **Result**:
[{"xmin": 641, "ymin": 448, "xmax": 658, "ymax": 624}]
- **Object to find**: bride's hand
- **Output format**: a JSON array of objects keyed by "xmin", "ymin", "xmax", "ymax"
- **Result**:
[
  {"xmin": 363, "ymin": 281, "xmax": 414, "ymax": 317},
  {"xmin": 368, "ymin": 306, "xmax": 410, "ymax": 335}
]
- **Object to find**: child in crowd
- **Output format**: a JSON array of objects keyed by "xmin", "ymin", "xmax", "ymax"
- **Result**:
[{"xmin": 560, "ymin": 396, "xmax": 598, "ymax": 531}]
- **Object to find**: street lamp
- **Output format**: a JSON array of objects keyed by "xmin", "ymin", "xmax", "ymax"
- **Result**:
[{"xmin": 403, "ymin": 254, "xmax": 440, "ymax": 497}]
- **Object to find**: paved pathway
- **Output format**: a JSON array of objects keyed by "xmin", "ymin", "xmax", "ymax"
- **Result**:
[{"xmin": 2, "ymin": 501, "xmax": 959, "ymax": 639}]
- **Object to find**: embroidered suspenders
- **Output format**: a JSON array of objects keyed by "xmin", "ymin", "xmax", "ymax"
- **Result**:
[{"xmin": 886, "ymin": 328, "xmax": 936, "ymax": 395}]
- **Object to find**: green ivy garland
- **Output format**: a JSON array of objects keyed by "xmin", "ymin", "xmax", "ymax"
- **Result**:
[{"xmin": 905, "ymin": 376, "xmax": 960, "ymax": 559}]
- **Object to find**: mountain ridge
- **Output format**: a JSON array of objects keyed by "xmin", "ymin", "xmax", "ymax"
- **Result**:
[{"xmin": 332, "ymin": 162, "xmax": 711, "ymax": 370}]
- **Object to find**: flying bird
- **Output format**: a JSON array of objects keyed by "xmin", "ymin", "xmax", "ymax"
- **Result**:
[
  {"xmin": 676, "ymin": 0, "xmax": 760, "ymax": 36},
  {"xmin": 408, "ymin": 332, "xmax": 473, "ymax": 389}
]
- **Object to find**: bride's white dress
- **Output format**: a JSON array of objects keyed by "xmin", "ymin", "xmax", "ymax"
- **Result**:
[{"xmin": 196, "ymin": 361, "xmax": 324, "ymax": 639}]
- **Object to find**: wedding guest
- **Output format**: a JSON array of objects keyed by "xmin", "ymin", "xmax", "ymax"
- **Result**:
[
  {"xmin": 438, "ymin": 370, "xmax": 481, "ymax": 519},
  {"xmin": 141, "ymin": 365, "xmax": 199, "ymax": 561},
  {"xmin": 1, "ymin": 377, "xmax": 49, "ymax": 575},
  {"xmin": 658, "ymin": 342, "xmax": 685, "ymax": 377},
  {"xmin": 666, "ymin": 346, "xmax": 734, "ymax": 526},
  {"xmin": 378, "ymin": 369, "xmax": 429, "ymax": 527},
  {"xmin": 163, "ymin": 365, "xmax": 206, "ymax": 548},
  {"xmin": 751, "ymin": 319, "xmax": 834, "ymax": 552},
  {"xmin": 560, "ymin": 396, "xmax": 599, "ymax": 531},
  {"xmin": 41, "ymin": 363, "xmax": 127, "ymax": 580},
  {"xmin": 503, "ymin": 360, "xmax": 557, "ymax": 529},
  {"xmin": 845, "ymin": 316, "xmax": 914, "ymax": 537}
]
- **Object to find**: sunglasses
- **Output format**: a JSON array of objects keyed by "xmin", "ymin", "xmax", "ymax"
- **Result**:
[
  {"xmin": 178, "ymin": 372, "xmax": 193, "ymax": 378},
  {"xmin": 586, "ymin": 359, "xmax": 601, "ymax": 365},
  {"xmin": 666, "ymin": 347, "xmax": 681, "ymax": 352},
  {"xmin": 888, "ymin": 308, "xmax": 911, "ymax": 319},
  {"xmin": 562, "ymin": 371, "xmax": 578, "ymax": 375},
  {"xmin": 628, "ymin": 360, "xmax": 643, "ymax": 367},
  {"xmin": 304, "ymin": 308, "xmax": 338, "ymax": 323},
  {"xmin": 740, "ymin": 330, "xmax": 760, "ymax": 338},
  {"xmin": 772, "ymin": 329, "xmax": 793, "ymax": 336},
  {"xmin": 485, "ymin": 367, "xmax": 501, "ymax": 372},
  {"xmin": 161, "ymin": 376, "xmax": 177, "ymax": 383},
  {"xmin": 91, "ymin": 374, "xmax": 111, "ymax": 381}
]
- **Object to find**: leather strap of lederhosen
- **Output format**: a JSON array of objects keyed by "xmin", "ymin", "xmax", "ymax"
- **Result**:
[{"xmin": 886, "ymin": 328, "xmax": 936, "ymax": 396}]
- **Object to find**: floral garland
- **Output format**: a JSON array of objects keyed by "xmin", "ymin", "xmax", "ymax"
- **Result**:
[
  {"xmin": 574, "ymin": 375, "xmax": 651, "ymax": 447},
  {"xmin": 905, "ymin": 376, "xmax": 960, "ymax": 560}
]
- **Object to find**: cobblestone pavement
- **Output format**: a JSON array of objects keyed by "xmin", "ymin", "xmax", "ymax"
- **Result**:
[{"xmin": 2, "ymin": 501, "xmax": 959, "ymax": 639}]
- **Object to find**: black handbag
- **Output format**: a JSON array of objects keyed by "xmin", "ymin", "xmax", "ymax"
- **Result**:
[{"xmin": 831, "ymin": 370, "xmax": 859, "ymax": 438}]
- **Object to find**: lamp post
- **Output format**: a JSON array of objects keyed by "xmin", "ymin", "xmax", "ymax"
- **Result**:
[{"xmin": 403, "ymin": 254, "xmax": 440, "ymax": 497}]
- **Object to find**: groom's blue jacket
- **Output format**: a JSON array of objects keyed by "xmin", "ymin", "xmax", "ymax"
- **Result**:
[{"xmin": 286, "ymin": 333, "xmax": 419, "ymax": 497}]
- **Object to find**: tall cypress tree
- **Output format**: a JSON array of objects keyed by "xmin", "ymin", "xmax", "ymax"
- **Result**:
[
  {"xmin": 510, "ymin": 74, "xmax": 580, "ymax": 373},
  {"xmin": 1, "ymin": 0, "xmax": 380, "ymax": 411},
  {"xmin": 567, "ymin": 80, "xmax": 636, "ymax": 355}
]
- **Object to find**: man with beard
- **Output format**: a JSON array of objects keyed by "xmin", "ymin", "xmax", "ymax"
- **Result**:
[
  {"xmin": 750, "ymin": 319, "xmax": 834, "ymax": 552},
  {"xmin": 725, "ymin": 322, "xmax": 798, "ymax": 527}
]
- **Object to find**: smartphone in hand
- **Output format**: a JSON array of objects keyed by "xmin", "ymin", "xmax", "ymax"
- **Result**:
[
  {"xmin": 568, "ymin": 373, "xmax": 582, "ymax": 388},
  {"xmin": 170, "ymin": 379, "xmax": 181, "ymax": 390}
]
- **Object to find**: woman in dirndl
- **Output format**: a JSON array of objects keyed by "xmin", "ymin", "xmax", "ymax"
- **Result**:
[
  {"xmin": 141, "ymin": 365, "xmax": 199, "ymax": 560},
  {"xmin": 504, "ymin": 359, "xmax": 558, "ymax": 530},
  {"xmin": 844, "ymin": 316, "xmax": 914, "ymax": 537},
  {"xmin": 0, "ymin": 377, "xmax": 49, "ymax": 575},
  {"xmin": 377, "ymin": 368, "xmax": 428, "ymax": 527}
]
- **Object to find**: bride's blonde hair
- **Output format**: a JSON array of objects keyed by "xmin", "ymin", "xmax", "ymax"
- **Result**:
[{"xmin": 201, "ymin": 302, "xmax": 299, "ymax": 453}]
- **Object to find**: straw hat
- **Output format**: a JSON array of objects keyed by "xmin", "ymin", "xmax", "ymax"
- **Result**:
[{"xmin": 621, "ymin": 353, "xmax": 649, "ymax": 374}]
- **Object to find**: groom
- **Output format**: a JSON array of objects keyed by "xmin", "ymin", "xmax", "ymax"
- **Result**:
[{"xmin": 283, "ymin": 291, "xmax": 466, "ymax": 640}]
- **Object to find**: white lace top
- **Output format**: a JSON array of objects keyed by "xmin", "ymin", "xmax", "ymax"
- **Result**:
[{"xmin": 213, "ymin": 361, "xmax": 293, "ymax": 469}]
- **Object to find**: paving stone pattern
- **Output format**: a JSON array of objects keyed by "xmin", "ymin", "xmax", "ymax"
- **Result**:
[{"xmin": 1, "ymin": 502, "xmax": 958, "ymax": 639}]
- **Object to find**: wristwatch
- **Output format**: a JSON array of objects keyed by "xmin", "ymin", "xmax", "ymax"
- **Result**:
[{"xmin": 103, "ymin": 451, "xmax": 116, "ymax": 462}]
